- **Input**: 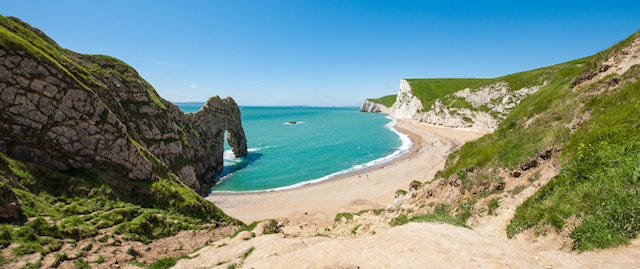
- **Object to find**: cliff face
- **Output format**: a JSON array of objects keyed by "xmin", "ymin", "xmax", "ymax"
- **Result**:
[
  {"xmin": 387, "ymin": 79, "xmax": 543, "ymax": 132},
  {"xmin": 0, "ymin": 16, "xmax": 246, "ymax": 191},
  {"xmin": 359, "ymin": 99, "xmax": 391, "ymax": 113},
  {"xmin": 390, "ymin": 79, "xmax": 423, "ymax": 119}
]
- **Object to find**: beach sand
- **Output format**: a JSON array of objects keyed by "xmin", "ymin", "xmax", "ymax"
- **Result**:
[{"xmin": 206, "ymin": 120, "xmax": 485, "ymax": 224}]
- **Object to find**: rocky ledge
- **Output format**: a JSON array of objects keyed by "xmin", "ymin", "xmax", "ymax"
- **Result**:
[
  {"xmin": 359, "ymin": 99, "xmax": 391, "ymax": 113},
  {"xmin": 0, "ymin": 16, "xmax": 246, "ymax": 192}
]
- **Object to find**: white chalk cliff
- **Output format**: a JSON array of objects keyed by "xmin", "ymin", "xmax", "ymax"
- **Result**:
[
  {"xmin": 359, "ymin": 99, "xmax": 391, "ymax": 113},
  {"xmin": 364, "ymin": 79, "xmax": 544, "ymax": 133}
]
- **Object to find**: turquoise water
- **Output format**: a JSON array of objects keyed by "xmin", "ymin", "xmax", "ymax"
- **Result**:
[{"xmin": 177, "ymin": 104, "xmax": 409, "ymax": 192}]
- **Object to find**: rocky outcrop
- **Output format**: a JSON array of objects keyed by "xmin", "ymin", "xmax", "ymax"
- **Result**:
[
  {"xmin": 189, "ymin": 97, "xmax": 247, "ymax": 183},
  {"xmin": 388, "ymin": 79, "xmax": 543, "ymax": 132},
  {"xmin": 390, "ymin": 79, "xmax": 423, "ymax": 119},
  {"xmin": 415, "ymin": 82, "xmax": 545, "ymax": 132},
  {"xmin": 359, "ymin": 99, "xmax": 391, "ymax": 113},
  {"xmin": 0, "ymin": 181, "xmax": 23, "ymax": 223},
  {"xmin": 0, "ymin": 16, "xmax": 247, "ymax": 191}
]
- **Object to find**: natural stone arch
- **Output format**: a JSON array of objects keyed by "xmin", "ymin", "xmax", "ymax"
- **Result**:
[{"xmin": 189, "ymin": 96, "xmax": 248, "ymax": 182}]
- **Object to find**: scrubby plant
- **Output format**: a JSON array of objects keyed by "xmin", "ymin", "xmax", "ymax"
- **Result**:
[
  {"xmin": 487, "ymin": 199, "xmax": 499, "ymax": 215},
  {"xmin": 390, "ymin": 214, "xmax": 409, "ymax": 226},
  {"xmin": 334, "ymin": 212, "xmax": 355, "ymax": 222}
]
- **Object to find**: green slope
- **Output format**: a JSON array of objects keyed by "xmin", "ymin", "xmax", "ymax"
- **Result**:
[
  {"xmin": 367, "ymin": 94, "xmax": 397, "ymax": 107},
  {"xmin": 405, "ymin": 78, "xmax": 492, "ymax": 109},
  {"xmin": 0, "ymin": 15, "xmax": 241, "ymax": 263},
  {"xmin": 434, "ymin": 31, "xmax": 640, "ymax": 251}
]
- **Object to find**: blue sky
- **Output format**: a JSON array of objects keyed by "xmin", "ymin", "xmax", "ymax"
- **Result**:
[{"xmin": 2, "ymin": 1, "xmax": 639, "ymax": 106}]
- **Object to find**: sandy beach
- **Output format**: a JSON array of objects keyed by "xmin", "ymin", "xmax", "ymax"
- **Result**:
[{"xmin": 207, "ymin": 120, "xmax": 485, "ymax": 224}]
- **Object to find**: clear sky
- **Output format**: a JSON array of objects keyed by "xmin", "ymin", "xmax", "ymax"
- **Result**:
[{"xmin": 2, "ymin": 1, "xmax": 639, "ymax": 106}]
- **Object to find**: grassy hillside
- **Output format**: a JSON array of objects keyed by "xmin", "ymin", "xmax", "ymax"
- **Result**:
[
  {"xmin": 0, "ymin": 151, "xmax": 238, "ymax": 258},
  {"xmin": 433, "ymin": 32, "xmax": 640, "ymax": 251},
  {"xmin": 0, "ymin": 15, "xmax": 242, "ymax": 266},
  {"xmin": 367, "ymin": 95, "xmax": 397, "ymax": 107},
  {"xmin": 405, "ymin": 78, "xmax": 491, "ymax": 109}
]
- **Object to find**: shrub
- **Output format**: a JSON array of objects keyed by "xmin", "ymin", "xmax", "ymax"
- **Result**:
[
  {"xmin": 390, "ymin": 214, "xmax": 409, "ymax": 226},
  {"xmin": 487, "ymin": 199, "xmax": 499, "ymax": 215},
  {"xmin": 262, "ymin": 220, "xmax": 279, "ymax": 235},
  {"xmin": 334, "ymin": 212, "xmax": 354, "ymax": 222},
  {"xmin": 0, "ymin": 224, "xmax": 12, "ymax": 248}
]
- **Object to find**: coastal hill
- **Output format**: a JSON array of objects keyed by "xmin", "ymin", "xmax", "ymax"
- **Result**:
[
  {"xmin": 0, "ymin": 15, "xmax": 247, "ymax": 267},
  {"xmin": 174, "ymin": 31, "xmax": 640, "ymax": 268},
  {"xmin": 358, "ymin": 30, "xmax": 640, "ymax": 250},
  {"xmin": 1, "ymin": 14, "xmax": 639, "ymax": 268}
]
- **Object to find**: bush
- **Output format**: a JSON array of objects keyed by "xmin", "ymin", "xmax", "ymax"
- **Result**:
[
  {"xmin": 148, "ymin": 257, "xmax": 179, "ymax": 269},
  {"xmin": 262, "ymin": 220, "xmax": 279, "ymax": 235},
  {"xmin": 116, "ymin": 210, "xmax": 196, "ymax": 242},
  {"xmin": 390, "ymin": 214, "xmax": 409, "ymax": 226},
  {"xmin": 0, "ymin": 224, "xmax": 12, "ymax": 248},
  {"xmin": 487, "ymin": 199, "xmax": 499, "ymax": 215},
  {"xmin": 334, "ymin": 212, "xmax": 354, "ymax": 222},
  {"xmin": 59, "ymin": 216, "xmax": 98, "ymax": 240}
]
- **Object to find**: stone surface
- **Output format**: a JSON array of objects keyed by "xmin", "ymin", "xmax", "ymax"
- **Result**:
[
  {"xmin": 359, "ymin": 99, "xmax": 391, "ymax": 113},
  {"xmin": 384, "ymin": 79, "xmax": 544, "ymax": 133},
  {"xmin": 0, "ymin": 17, "xmax": 247, "ymax": 191}
]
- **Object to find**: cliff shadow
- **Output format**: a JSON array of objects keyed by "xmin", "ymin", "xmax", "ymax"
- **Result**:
[{"xmin": 220, "ymin": 152, "xmax": 262, "ymax": 178}]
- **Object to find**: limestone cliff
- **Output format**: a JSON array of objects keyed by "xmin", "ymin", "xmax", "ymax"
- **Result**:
[
  {"xmin": 359, "ymin": 99, "xmax": 391, "ymax": 113},
  {"xmin": 0, "ymin": 16, "xmax": 247, "ymax": 191},
  {"xmin": 386, "ymin": 78, "xmax": 544, "ymax": 132}
]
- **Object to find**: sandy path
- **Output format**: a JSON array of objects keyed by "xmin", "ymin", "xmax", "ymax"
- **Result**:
[{"xmin": 207, "ymin": 120, "xmax": 484, "ymax": 224}]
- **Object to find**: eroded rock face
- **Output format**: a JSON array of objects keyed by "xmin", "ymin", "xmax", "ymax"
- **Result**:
[
  {"xmin": 0, "ymin": 182, "xmax": 23, "ymax": 223},
  {"xmin": 359, "ymin": 99, "xmax": 391, "ymax": 113},
  {"xmin": 0, "ymin": 17, "xmax": 247, "ymax": 191},
  {"xmin": 389, "ymin": 79, "xmax": 544, "ymax": 133},
  {"xmin": 391, "ymin": 79, "xmax": 423, "ymax": 119},
  {"xmin": 189, "ymin": 96, "xmax": 248, "ymax": 182}
]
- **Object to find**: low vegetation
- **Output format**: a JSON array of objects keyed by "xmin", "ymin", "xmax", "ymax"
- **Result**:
[
  {"xmin": 405, "ymin": 78, "xmax": 491, "ymax": 110},
  {"xmin": 368, "ymin": 95, "xmax": 397, "ymax": 107},
  {"xmin": 0, "ymin": 152, "xmax": 238, "ymax": 266},
  {"xmin": 508, "ymin": 66, "xmax": 640, "ymax": 251},
  {"xmin": 431, "ymin": 32, "xmax": 640, "ymax": 250}
]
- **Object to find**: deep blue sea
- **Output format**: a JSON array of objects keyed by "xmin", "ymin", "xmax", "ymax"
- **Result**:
[{"xmin": 177, "ymin": 104, "xmax": 409, "ymax": 192}]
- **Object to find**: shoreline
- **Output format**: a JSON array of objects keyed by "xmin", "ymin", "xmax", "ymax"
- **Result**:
[
  {"xmin": 210, "ymin": 117, "xmax": 417, "ymax": 194},
  {"xmin": 207, "ymin": 120, "xmax": 485, "ymax": 223}
]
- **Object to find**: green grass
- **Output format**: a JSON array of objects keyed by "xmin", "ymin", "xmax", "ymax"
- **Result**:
[
  {"xmin": 73, "ymin": 258, "xmax": 90, "ymax": 269},
  {"xmin": 334, "ymin": 212, "xmax": 355, "ymax": 222},
  {"xmin": 408, "ymin": 203, "xmax": 469, "ymax": 228},
  {"xmin": 423, "ymin": 31, "xmax": 640, "ymax": 251},
  {"xmin": 367, "ymin": 95, "xmax": 397, "ymax": 107},
  {"xmin": 409, "ymin": 213, "xmax": 469, "ymax": 228},
  {"xmin": 509, "ymin": 185, "xmax": 528, "ymax": 196},
  {"xmin": 241, "ymin": 247, "xmax": 255, "ymax": 260},
  {"xmin": 437, "ymin": 58, "xmax": 589, "ymax": 179},
  {"xmin": 230, "ymin": 221, "xmax": 258, "ymax": 239},
  {"xmin": 351, "ymin": 224, "xmax": 361, "ymax": 234},
  {"xmin": 390, "ymin": 214, "xmax": 409, "ymax": 226},
  {"xmin": 405, "ymin": 78, "xmax": 491, "ymax": 110},
  {"xmin": 487, "ymin": 198, "xmax": 499, "ymax": 215},
  {"xmin": 0, "ymin": 151, "xmax": 238, "ymax": 255},
  {"xmin": 508, "ymin": 68, "xmax": 640, "ymax": 251},
  {"xmin": 146, "ymin": 256, "xmax": 190, "ymax": 269}
]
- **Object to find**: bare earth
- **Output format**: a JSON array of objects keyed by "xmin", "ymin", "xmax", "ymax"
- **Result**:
[
  {"xmin": 177, "ymin": 120, "xmax": 640, "ymax": 269},
  {"xmin": 207, "ymin": 120, "xmax": 484, "ymax": 224}
]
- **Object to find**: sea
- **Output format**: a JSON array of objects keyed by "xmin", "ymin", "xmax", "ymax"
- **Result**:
[{"xmin": 177, "ymin": 103, "xmax": 410, "ymax": 192}]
